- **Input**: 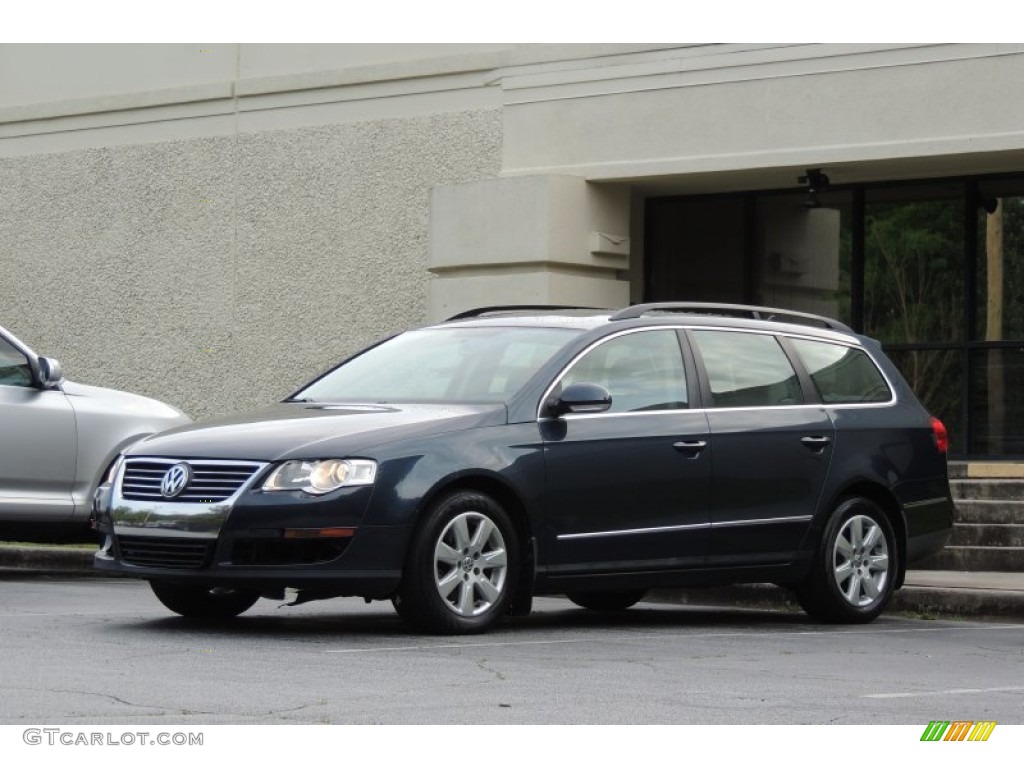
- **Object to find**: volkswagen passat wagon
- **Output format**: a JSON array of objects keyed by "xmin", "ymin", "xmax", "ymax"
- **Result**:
[{"xmin": 93, "ymin": 303, "xmax": 953, "ymax": 633}]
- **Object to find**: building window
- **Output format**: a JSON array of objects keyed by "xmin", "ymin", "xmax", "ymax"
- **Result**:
[{"xmin": 645, "ymin": 172, "xmax": 1024, "ymax": 457}]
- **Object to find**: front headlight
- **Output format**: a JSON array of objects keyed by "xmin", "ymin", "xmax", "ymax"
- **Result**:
[{"xmin": 261, "ymin": 459, "xmax": 377, "ymax": 495}]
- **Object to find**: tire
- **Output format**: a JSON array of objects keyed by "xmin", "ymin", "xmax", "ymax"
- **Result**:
[
  {"xmin": 795, "ymin": 497, "xmax": 897, "ymax": 623},
  {"xmin": 566, "ymin": 589, "xmax": 647, "ymax": 612},
  {"xmin": 149, "ymin": 581, "xmax": 260, "ymax": 619},
  {"xmin": 393, "ymin": 490, "xmax": 519, "ymax": 635}
]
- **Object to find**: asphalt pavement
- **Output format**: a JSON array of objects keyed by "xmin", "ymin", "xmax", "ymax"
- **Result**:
[{"xmin": 2, "ymin": 575, "xmax": 1023, "ymax": 725}]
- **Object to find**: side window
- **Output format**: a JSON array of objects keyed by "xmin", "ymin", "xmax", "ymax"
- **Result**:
[
  {"xmin": 0, "ymin": 336, "xmax": 33, "ymax": 388},
  {"xmin": 692, "ymin": 330, "xmax": 803, "ymax": 408},
  {"xmin": 560, "ymin": 330, "xmax": 688, "ymax": 413},
  {"xmin": 790, "ymin": 338, "xmax": 892, "ymax": 403}
]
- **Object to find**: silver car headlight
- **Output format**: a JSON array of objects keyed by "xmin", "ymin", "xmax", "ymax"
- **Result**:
[{"xmin": 261, "ymin": 459, "xmax": 377, "ymax": 495}]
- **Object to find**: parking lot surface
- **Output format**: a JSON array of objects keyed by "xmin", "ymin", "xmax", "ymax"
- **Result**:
[{"xmin": 1, "ymin": 575, "xmax": 1022, "ymax": 724}]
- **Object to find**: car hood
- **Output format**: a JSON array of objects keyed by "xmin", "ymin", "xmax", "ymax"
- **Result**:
[
  {"xmin": 62, "ymin": 380, "xmax": 191, "ymax": 422},
  {"xmin": 124, "ymin": 402, "xmax": 508, "ymax": 461}
]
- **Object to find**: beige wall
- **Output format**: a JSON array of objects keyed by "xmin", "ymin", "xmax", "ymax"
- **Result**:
[{"xmin": 0, "ymin": 110, "xmax": 502, "ymax": 419}]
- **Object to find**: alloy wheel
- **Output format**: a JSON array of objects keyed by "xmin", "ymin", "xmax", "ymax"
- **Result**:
[
  {"xmin": 433, "ymin": 511, "xmax": 509, "ymax": 617},
  {"xmin": 832, "ymin": 514, "xmax": 890, "ymax": 608}
]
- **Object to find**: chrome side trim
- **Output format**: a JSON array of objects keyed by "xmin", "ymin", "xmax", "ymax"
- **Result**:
[
  {"xmin": 557, "ymin": 522, "xmax": 712, "ymax": 540},
  {"xmin": 712, "ymin": 515, "xmax": 813, "ymax": 528},
  {"xmin": 544, "ymin": 400, "xmax": 896, "ymax": 423}
]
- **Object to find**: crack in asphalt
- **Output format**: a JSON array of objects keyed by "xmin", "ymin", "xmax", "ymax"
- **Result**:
[
  {"xmin": 475, "ymin": 657, "xmax": 507, "ymax": 681},
  {"xmin": 10, "ymin": 686, "xmax": 216, "ymax": 715}
]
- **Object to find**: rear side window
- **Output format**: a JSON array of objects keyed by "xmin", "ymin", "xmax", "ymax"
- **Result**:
[
  {"xmin": 691, "ymin": 330, "xmax": 803, "ymax": 408},
  {"xmin": 789, "ymin": 338, "xmax": 892, "ymax": 404}
]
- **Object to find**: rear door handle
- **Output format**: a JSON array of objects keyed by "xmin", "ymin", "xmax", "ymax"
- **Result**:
[
  {"xmin": 801, "ymin": 436, "xmax": 831, "ymax": 452},
  {"xmin": 673, "ymin": 440, "xmax": 707, "ymax": 458}
]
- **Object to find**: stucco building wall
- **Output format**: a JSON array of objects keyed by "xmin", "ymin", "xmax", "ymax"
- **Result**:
[{"xmin": 0, "ymin": 108, "xmax": 502, "ymax": 418}]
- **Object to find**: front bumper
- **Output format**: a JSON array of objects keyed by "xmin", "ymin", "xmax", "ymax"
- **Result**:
[
  {"xmin": 92, "ymin": 457, "xmax": 412, "ymax": 598},
  {"xmin": 93, "ymin": 524, "xmax": 407, "ymax": 597}
]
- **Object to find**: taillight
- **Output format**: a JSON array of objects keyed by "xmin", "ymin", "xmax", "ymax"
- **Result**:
[{"xmin": 930, "ymin": 416, "xmax": 948, "ymax": 454}]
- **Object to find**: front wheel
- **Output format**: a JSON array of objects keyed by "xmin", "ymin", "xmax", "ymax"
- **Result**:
[
  {"xmin": 149, "ymin": 581, "xmax": 260, "ymax": 619},
  {"xmin": 795, "ymin": 497, "xmax": 897, "ymax": 623},
  {"xmin": 566, "ymin": 589, "xmax": 647, "ymax": 611},
  {"xmin": 393, "ymin": 491, "xmax": 519, "ymax": 635}
]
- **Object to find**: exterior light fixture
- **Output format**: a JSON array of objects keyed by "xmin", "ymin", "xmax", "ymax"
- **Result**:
[{"xmin": 798, "ymin": 168, "xmax": 830, "ymax": 209}]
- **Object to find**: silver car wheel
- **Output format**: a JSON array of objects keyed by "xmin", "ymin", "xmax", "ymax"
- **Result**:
[
  {"xmin": 832, "ymin": 514, "xmax": 890, "ymax": 608},
  {"xmin": 433, "ymin": 511, "xmax": 509, "ymax": 617}
]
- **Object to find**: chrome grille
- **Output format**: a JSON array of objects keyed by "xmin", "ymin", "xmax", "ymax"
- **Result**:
[
  {"xmin": 120, "ymin": 459, "xmax": 263, "ymax": 503},
  {"xmin": 117, "ymin": 536, "xmax": 215, "ymax": 569}
]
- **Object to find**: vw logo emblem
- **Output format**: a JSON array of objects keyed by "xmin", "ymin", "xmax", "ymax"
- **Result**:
[{"xmin": 160, "ymin": 463, "xmax": 192, "ymax": 499}]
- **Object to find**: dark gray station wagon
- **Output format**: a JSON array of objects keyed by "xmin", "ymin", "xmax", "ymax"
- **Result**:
[{"xmin": 94, "ymin": 303, "xmax": 954, "ymax": 634}]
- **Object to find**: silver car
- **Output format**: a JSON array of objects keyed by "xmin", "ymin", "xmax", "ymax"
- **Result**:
[{"xmin": 0, "ymin": 324, "xmax": 191, "ymax": 541}]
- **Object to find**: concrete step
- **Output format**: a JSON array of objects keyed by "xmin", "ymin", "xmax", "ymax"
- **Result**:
[
  {"xmin": 951, "ymin": 479, "xmax": 1024, "ymax": 501},
  {"xmin": 951, "ymin": 523, "xmax": 1024, "ymax": 548},
  {"xmin": 954, "ymin": 499, "xmax": 1024, "ymax": 524},
  {"xmin": 949, "ymin": 461, "xmax": 1024, "ymax": 480},
  {"xmin": 915, "ymin": 546, "xmax": 1024, "ymax": 572},
  {"xmin": 948, "ymin": 463, "xmax": 967, "ymax": 479}
]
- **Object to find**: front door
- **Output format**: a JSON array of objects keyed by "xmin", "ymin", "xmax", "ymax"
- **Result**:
[{"xmin": 541, "ymin": 328, "xmax": 712, "ymax": 573}]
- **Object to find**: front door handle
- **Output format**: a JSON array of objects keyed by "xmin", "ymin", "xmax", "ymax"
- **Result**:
[
  {"xmin": 801, "ymin": 435, "xmax": 831, "ymax": 453},
  {"xmin": 673, "ymin": 440, "xmax": 707, "ymax": 458}
]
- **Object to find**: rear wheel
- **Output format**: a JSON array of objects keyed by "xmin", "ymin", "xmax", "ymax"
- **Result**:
[
  {"xmin": 795, "ymin": 497, "xmax": 897, "ymax": 623},
  {"xmin": 566, "ymin": 589, "xmax": 647, "ymax": 612},
  {"xmin": 149, "ymin": 581, "xmax": 260, "ymax": 619},
  {"xmin": 393, "ymin": 490, "xmax": 518, "ymax": 635}
]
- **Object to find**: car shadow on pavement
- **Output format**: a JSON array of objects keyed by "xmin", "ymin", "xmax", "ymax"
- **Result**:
[{"xmin": 98, "ymin": 597, "xmax": 837, "ymax": 643}]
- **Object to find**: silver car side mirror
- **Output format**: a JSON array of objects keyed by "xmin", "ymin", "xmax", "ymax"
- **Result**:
[{"xmin": 38, "ymin": 356, "xmax": 64, "ymax": 388}]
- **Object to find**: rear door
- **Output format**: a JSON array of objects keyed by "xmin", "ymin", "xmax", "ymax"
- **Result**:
[{"xmin": 689, "ymin": 329, "xmax": 834, "ymax": 565}]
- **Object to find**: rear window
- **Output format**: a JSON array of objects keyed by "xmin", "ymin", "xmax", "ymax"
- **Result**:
[
  {"xmin": 789, "ymin": 338, "xmax": 892, "ymax": 404},
  {"xmin": 691, "ymin": 330, "xmax": 803, "ymax": 408}
]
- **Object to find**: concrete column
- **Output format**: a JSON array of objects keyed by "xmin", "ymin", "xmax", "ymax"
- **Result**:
[{"xmin": 427, "ymin": 174, "xmax": 630, "ymax": 321}]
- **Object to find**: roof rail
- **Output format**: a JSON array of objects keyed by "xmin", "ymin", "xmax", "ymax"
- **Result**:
[
  {"xmin": 445, "ymin": 305, "xmax": 605, "ymax": 321},
  {"xmin": 608, "ymin": 302, "xmax": 853, "ymax": 333}
]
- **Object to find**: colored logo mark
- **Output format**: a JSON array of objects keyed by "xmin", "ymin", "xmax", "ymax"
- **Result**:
[{"xmin": 920, "ymin": 721, "xmax": 997, "ymax": 742}]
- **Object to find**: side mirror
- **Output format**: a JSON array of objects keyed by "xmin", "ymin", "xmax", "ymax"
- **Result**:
[
  {"xmin": 546, "ymin": 382, "xmax": 612, "ymax": 417},
  {"xmin": 37, "ymin": 357, "xmax": 64, "ymax": 388}
]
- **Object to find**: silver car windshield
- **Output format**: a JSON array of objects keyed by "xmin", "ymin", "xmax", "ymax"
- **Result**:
[{"xmin": 294, "ymin": 326, "xmax": 579, "ymax": 403}]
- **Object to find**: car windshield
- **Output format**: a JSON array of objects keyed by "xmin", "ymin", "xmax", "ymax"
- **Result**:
[{"xmin": 293, "ymin": 326, "xmax": 579, "ymax": 403}]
